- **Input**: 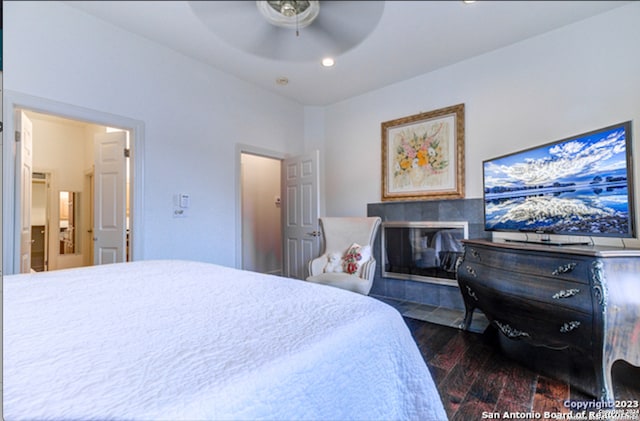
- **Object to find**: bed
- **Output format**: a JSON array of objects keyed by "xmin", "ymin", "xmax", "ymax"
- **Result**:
[{"xmin": 3, "ymin": 259, "xmax": 446, "ymax": 421}]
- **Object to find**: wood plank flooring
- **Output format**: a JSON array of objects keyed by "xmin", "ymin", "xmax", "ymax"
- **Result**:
[{"xmin": 404, "ymin": 317, "xmax": 640, "ymax": 421}]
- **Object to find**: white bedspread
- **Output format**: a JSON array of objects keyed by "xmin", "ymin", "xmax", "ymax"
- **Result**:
[{"xmin": 3, "ymin": 260, "xmax": 446, "ymax": 421}]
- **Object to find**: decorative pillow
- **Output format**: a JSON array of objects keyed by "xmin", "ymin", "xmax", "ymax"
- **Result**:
[
  {"xmin": 324, "ymin": 252, "xmax": 344, "ymax": 273},
  {"xmin": 342, "ymin": 243, "xmax": 372, "ymax": 275}
]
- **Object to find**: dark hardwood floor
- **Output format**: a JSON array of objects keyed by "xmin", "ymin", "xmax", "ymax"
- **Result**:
[{"xmin": 404, "ymin": 317, "xmax": 640, "ymax": 421}]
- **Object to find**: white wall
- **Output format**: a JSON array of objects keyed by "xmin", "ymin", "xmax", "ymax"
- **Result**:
[
  {"xmin": 4, "ymin": 1, "xmax": 305, "ymax": 269},
  {"xmin": 32, "ymin": 118, "xmax": 89, "ymax": 193},
  {"xmin": 320, "ymin": 3, "xmax": 640, "ymax": 247},
  {"xmin": 303, "ymin": 106, "xmax": 327, "ymax": 217},
  {"xmin": 31, "ymin": 182, "xmax": 47, "ymax": 226}
]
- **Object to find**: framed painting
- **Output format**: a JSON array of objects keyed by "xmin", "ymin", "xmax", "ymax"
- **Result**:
[{"xmin": 381, "ymin": 103, "xmax": 465, "ymax": 201}]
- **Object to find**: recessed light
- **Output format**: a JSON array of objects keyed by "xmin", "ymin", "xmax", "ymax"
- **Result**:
[
  {"xmin": 463, "ymin": 0, "xmax": 476, "ymax": 3},
  {"xmin": 321, "ymin": 57, "xmax": 335, "ymax": 67},
  {"xmin": 276, "ymin": 76, "xmax": 289, "ymax": 86}
]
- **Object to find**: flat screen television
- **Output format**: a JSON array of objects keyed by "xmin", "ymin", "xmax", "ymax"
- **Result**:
[{"xmin": 483, "ymin": 121, "xmax": 635, "ymax": 244}]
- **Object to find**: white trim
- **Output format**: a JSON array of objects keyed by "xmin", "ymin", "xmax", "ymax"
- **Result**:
[
  {"xmin": 2, "ymin": 91, "xmax": 145, "ymax": 275},
  {"xmin": 234, "ymin": 143, "xmax": 287, "ymax": 270}
]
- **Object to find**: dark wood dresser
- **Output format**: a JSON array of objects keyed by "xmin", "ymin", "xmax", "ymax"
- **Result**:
[{"xmin": 456, "ymin": 239, "xmax": 640, "ymax": 401}]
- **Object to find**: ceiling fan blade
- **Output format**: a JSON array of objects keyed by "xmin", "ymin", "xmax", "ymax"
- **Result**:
[
  {"xmin": 188, "ymin": 0, "xmax": 385, "ymax": 61},
  {"xmin": 309, "ymin": 1, "xmax": 385, "ymax": 54},
  {"xmin": 188, "ymin": 1, "xmax": 259, "ymax": 26},
  {"xmin": 245, "ymin": 25, "xmax": 292, "ymax": 60},
  {"xmin": 188, "ymin": 1, "xmax": 268, "ymax": 48}
]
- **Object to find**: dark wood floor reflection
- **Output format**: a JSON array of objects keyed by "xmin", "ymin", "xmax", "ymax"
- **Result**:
[{"xmin": 404, "ymin": 317, "xmax": 640, "ymax": 421}]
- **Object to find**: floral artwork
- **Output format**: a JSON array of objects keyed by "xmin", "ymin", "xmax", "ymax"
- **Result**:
[
  {"xmin": 382, "ymin": 104, "xmax": 465, "ymax": 201},
  {"xmin": 391, "ymin": 121, "xmax": 450, "ymax": 191}
]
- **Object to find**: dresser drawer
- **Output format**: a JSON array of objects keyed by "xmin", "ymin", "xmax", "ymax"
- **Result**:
[
  {"xmin": 463, "ymin": 245, "xmax": 593, "ymax": 285},
  {"xmin": 467, "ymin": 281, "xmax": 593, "ymax": 350},
  {"xmin": 458, "ymin": 239, "xmax": 640, "ymax": 402},
  {"xmin": 458, "ymin": 262, "xmax": 592, "ymax": 315}
]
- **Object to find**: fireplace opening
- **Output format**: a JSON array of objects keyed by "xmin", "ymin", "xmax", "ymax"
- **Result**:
[{"xmin": 381, "ymin": 221, "xmax": 468, "ymax": 286}]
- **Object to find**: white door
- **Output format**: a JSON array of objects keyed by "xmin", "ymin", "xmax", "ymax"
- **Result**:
[
  {"xmin": 93, "ymin": 132, "xmax": 127, "ymax": 265},
  {"xmin": 282, "ymin": 150, "xmax": 320, "ymax": 279},
  {"xmin": 17, "ymin": 111, "xmax": 34, "ymax": 273}
]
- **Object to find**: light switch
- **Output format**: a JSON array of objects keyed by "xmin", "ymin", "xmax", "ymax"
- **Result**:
[
  {"xmin": 174, "ymin": 193, "xmax": 189, "ymax": 217},
  {"xmin": 179, "ymin": 194, "xmax": 190, "ymax": 208}
]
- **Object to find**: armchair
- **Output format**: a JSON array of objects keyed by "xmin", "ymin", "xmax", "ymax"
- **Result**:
[{"xmin": 306, "ymin": 217, "xmax": 382, "ymax": 295}]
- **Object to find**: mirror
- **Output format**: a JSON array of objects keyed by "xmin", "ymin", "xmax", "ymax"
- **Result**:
[{"xmin": 59, "ymin": 191, "xmax": 80, "ymax": 254}]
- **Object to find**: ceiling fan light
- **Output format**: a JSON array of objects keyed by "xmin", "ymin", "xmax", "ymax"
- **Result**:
[
  {"xmin": 321, "ymin": 57, "xmax": 335, "ymax": 67},
  {"xmin": 280, "ymin": 1, "xmax": 297, "ymax": 17},
  {"xmin": 256, "ymin": 1, "xmax": 320, "ymax": 30}
]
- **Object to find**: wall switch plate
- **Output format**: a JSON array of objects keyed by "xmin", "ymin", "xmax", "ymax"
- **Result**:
[{"xmin": 179, "ymin": 193, "xmax": 190, "ymax": 208}]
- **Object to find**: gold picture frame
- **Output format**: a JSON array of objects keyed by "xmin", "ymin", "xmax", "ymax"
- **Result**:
[{"xmin": 381, "ymin": 103, "xmax": 465, "ymax": 201}]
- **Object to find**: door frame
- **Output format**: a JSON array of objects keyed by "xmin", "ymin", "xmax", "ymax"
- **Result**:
[
  {"xmin": 84, "ymin": 168, "xmax": 95, "ymax": 267},
  {"xmin": 31, "ymin": 170, "xmax": 53, "ymax": 271},
  {"xmin": 2, "ymin": 90, "xmax": 146, "ymax": 275}
]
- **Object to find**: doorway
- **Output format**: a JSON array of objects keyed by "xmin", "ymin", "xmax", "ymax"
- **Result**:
[
  {"xmin": 30, "ymin": 172, "xmax": 51, "ymax": 271},
  {"xmin": 3, "ymin": 91, "xmax": 145, "ymax": 276},
  {"xmin": 237, "ymin": 147, "xmax": 320, "ymax": 279},
  {"xmin": 240, "ymin": 152, "xmax": 283, "ymax": 275},
  {"xmin": 21, "ymin": 110, "xmax": 130, "ymax": 272}
]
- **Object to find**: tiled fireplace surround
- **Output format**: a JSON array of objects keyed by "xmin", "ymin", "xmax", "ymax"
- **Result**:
[{"xmin": 367, "ymin": 198, "xmax": 490, "ymax": 311}]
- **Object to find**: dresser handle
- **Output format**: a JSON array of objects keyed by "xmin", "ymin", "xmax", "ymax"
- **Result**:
[
  {"xmin": 470, "ymin": 249, "xmax": 481, "ymax": 260},
  {"xmin": 560, "ymin": 321, "xmax": 581, "ymax": 333},
  {"xmin": 552, "ymin": 263, "xmax": 577, "ymax": 276},
  {"xmin": 552, "ymin": 288, "xmax": 580, "ymax": 299},
  {"xmin": 465, "ymin": 266, "xmax": 477, "ymax": 278},
  {"xmin": 495, "ymin": 320, "xmax": 530, "ymax": 339},
  {"xmin": 466, "ymin": 286, "xmax": 478, "ymax": 301}
]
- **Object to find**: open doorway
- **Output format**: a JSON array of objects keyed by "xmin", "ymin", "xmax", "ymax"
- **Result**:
[
  {"xmin": 240, "ymin": 152, "xmax": 283, "ymax": 275},
  {"xmin": 3, "ymin": 91, "xmax": 145, "ymax": 276},
  {"xmin": 20, "ymin": 109, "xmax": 131, "ymax": 272},
  {"xmin": 31, "ymin": 171, "xmax": 51, "ymax": 271},
  {"xmin": 237, "ymin": 147, "xmax": 320, "ymax": 280}
]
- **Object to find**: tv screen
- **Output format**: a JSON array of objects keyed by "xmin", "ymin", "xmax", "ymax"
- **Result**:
[{"xmin": 483, "ymin": 121, "xmax": 635, "ymax": 239}]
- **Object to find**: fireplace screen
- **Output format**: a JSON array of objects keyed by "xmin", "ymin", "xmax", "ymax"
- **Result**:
[{"xmin": 381, "ymin": 221, "xmax": 468, "ymax": 286}]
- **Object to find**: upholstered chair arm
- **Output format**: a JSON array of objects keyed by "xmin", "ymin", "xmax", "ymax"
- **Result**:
[
  {"xmin": 359, "ymin": 258, "xmax": 377, "ymax": 282},
  {"xmin": 309, "ymin": 254, "xmax": 329, "ymax": 277}
]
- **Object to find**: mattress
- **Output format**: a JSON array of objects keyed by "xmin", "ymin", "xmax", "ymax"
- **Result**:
[{"xmin": 3, "ymin": 260, "xmax": 446, "ymax": 420}]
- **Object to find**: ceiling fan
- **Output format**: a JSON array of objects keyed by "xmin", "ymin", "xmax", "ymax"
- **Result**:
[{"xmin": 187, "ymin": 1, "xmax": 385, "ymax": 62}]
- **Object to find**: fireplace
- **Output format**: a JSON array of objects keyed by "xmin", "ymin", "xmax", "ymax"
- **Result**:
[
  {"xmin": 368, "ymin": 198, "xmax": 489, "ymax": 309},
  {"xmin": 381, "ymin": 221, "xmax": 468, "ymax": 287}
]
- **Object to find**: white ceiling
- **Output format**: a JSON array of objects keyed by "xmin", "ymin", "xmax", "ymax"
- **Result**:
[{"xmin": 64, "ymin": 1, "xmax": 629, "ymax": 106}]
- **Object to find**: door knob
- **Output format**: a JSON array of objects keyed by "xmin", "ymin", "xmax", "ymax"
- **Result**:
[{"xmin": 306, "ymin": 231, "xmax": 321, "ymax": 237}]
